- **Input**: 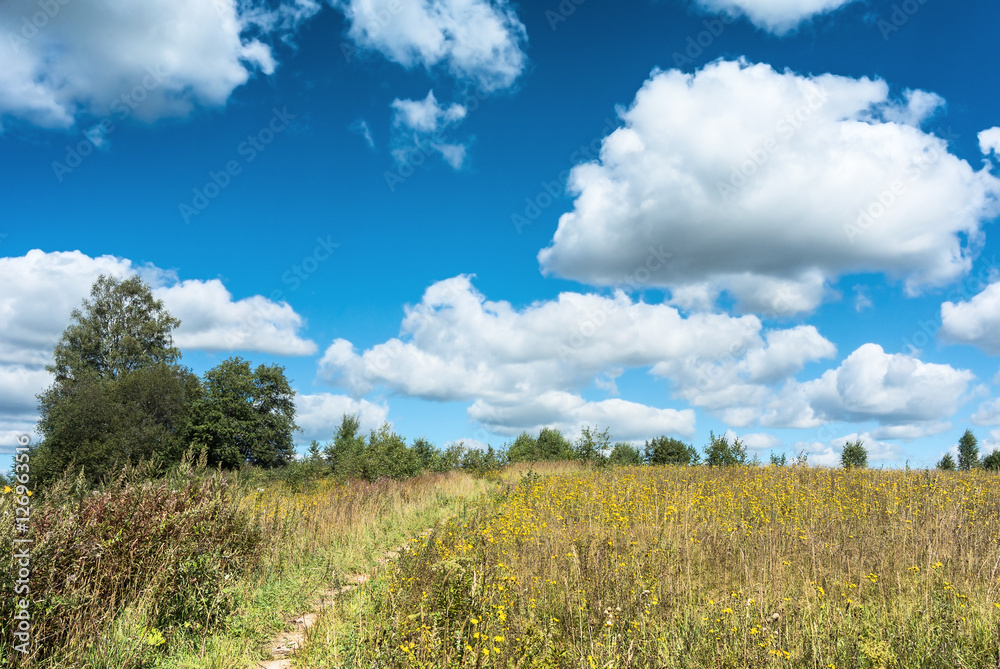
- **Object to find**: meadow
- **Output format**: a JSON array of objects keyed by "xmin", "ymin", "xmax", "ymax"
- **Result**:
[
  {"xmin": 3, "ymin": 460, "xmax": 998, "ymax": 668},
  {"xmin": 0, "ymin": 455, "xmax": 493, "ymax": 668},
  {"xmin": 303, "ymin": 464, "xmax": 1000, "ymax": 668}
]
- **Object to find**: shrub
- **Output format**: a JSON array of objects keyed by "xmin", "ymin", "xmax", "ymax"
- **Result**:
[
  {"xmin": 608, "ymin": 442, "xmax": 643, "ymax": 466},
  {"xmin": 537, "ymin": 427, "xmax": 574, "ymax": 461},
  {"xmin": 981, "ymin": 450, "xmax": 1000, "ymax": 471},
  {"xmin": 459, "ymin": 444, "xmax": 507, "ymax": 477},
  {"xmin": 644, "ymin": 436, "xmax": 698, "ymax": 466},
  {"xmin": 412, "ymin": 437, "xmax": 436, "ymax": 472},
  {"xmin": 324, "ymin": 413, "xmax": 367, "ymax": 480},
  {"xmin": 573, "ymin": 426, "xmax": 611, "ymax": 465},
  {"xmin": 703, "ymin": 432, "xmax": 747, "ymax": 467},
  {"xmin": 507, "ymin": 432, "xmax": 540, "ymax": 463},
  {"xmin": 365, "ymin": 422, "xmax": 420, "ymax": 481},
  {"xmin": 937, "ymin": 453, "xmax": 957, "ymax": 471},
  {"xmin": 0, "ymin": 457, "xmax": 264, "ymax": 662},
  {"xmin": 840, "ymin": 439, "xmax": 869, "ymax": 469},
  {"xmin": 431, "ymin": 442, "xmax": 466, "ymax": 472}
]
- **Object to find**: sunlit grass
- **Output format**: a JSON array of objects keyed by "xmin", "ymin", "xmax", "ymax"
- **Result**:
[
  {"xmin": 328, "ymin": 465, "xmax": 1000, "ymax": 668},
  {"xmin": 1, "ymin": 463, "xmax": 491, "ymax": 668}
]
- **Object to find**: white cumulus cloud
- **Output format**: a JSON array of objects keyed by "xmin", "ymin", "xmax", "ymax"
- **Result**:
[
  {"xmin": 723, "ymin": 429, "xmax": 781, "ymax": 451},
  {"xmin": 762, "ymin": 343, "xmax": 973, "ymax": 430},
  {"xmin": 0, "ymin": 0, "xmax": 315, "ymax": 129},
  {"xmin": 294, "ymin": 393, "xmax": 389, "ymax": 444},
  {"xmin": 980, "ymin": 127, "xmax": 1000, "ymax": 158},
  {"xmin": 391, "ymin": 90, "xmax": 469, "ymax": 169},
  {"xmin": 870, "ymin": 422, "xmax": 951, "ymax": 440},
  {"xmin": 692, "ymin": 0, "xmax": 860, "ymax": 34},
  {"xmin": 316, "ymin": 275, "xmax": 838, "ymax": 437},
  {"xmin": 795, "ymin": 431, "xmax": 902, "ymax": 467},
  {"xmin": 332, "ymin": 0, "xmax": 527, "ymax": 92},
  {"xmin": 157, "ymin": 279, "xmax": 317, "ymax": 355},
  {"xmin": 971, "ymin": 397, "xmax": 1000, "ymax": 426},
  {"xmin": 470, "ymin": 394, "xmax": 696, "ymax": 440},
  {"xmin": 940, "ymin": 282, "xmax": 1000, "ymax": 354},
  {"xmin": 537, "ymin": 60, "xmax": 1000, "ymax": 315}
]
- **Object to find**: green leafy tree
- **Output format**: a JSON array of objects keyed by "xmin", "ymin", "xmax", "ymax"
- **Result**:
[
  {"xmin": 459, "ymin": 443, "xmax": 507, "ymax": 476},
  {"xmin": 982, "ymin": 450, "xmax": 1000, "ymax": 471},
  {"xmin": 840, "ymin": 439, "xmax": 868, "ymax": 469},
  {"xmin": 436, "ymin": 442, "xmax": 467, "ymax": 471},
  {"xmin": 537, "ymin": 427, "xmax": 574, "ymax": 461},
  {"xmin": 644, "ymin": 436, "xmax": 698, "ymax": 466},
  {"xmin": 574, "ymin": 426, "xmax": 611, "ymax": 465},
  {"xmin": 703, "ymin": 432, "xmax": 747, "ymax": 467},
  {"xmin": 365, "ymin": 422, "xmax": 419, "ymax": 480},
  {"xmin": 957, "ymin": 429, "xmax": 980, "ymax": 470},
  {"xmin": 608, "ymin": 442, "xmax": 643, "ymax": 466},
  {"xmin": 411, "ymin": 437, "xmax": 436, "ymax": 472},
  {"xmin": 507, "ymin": 432, "xmax": 540, "ymax": 463},
  {"xmin": 307, "ymin": 440, "xmax": 322, "ymax": 462},
  {"xmin": 769, "ymin": 452, "xmax": 787, "ymax": 467},
  {"xmin": 937, "ymin": 453, "xmax": 957, "ymax": 470},
  {"xmin": 33, "ymin": 275, "xmax": 197, "ymax": 488},
  {"xmin": 48, "ymin": 274, "xmax": 182, "ymax": 383},
  {"xmin": 324, "ymin": 413, "xmax": 367, "ymax": 478},
  {"xmin": 188, "ymin": 357, "xmax": 298, "ymax": 468}
]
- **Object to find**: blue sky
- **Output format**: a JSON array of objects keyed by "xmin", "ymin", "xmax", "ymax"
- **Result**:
[{"xmin": 2, "ymin": 0, "xmax": 1000, "ymax": 467}]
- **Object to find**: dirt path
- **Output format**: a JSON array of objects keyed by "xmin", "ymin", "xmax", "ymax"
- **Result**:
[{"xmin": 257, "ymin": 528, "xmax": 433, "ymax": 669}]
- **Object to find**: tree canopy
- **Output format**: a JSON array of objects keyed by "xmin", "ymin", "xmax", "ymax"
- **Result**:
[
  {"xmin": 840, "ymin": 439, "xmax": 868, "ymax": 469},
  {"xmin": 703, "ymin": 432, "xmax": 747, "ymax": 467},
  {"xmin": 33, "ymin": 276, "xmax": 196, "ymax": 487},
  {"xmin": 644, "ymin": 436, "xmax": 698, "ymax": 466},
  {"xmin": 957, "ymin": 429, "xmax": 980, "ymax": 471},
  {"xmin": 49, "ymin": 274, "xmax": 181, "ymax": 383},
  {"xmin": 187, "ymin": 357, "xmax": 298, "ymax": 468}
]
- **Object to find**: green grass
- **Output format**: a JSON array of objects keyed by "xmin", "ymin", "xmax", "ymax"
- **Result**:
[{"xmin": 1, "ymin": 459, "xmax": 492, "ymax": 668}]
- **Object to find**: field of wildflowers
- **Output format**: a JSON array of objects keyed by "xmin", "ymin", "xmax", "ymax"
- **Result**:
[{"xmin": 316, "ymin": 465, "xmax": 1000, "ymax": 668}]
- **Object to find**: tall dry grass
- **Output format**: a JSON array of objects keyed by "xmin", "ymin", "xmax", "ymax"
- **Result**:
[
  {"xmin": 0, "ymin": 455, "xmax": 491, "ymax": 668},
  {"xmin": 333, "ymin": 465, "xmax": 1000, "ymax": 668}
]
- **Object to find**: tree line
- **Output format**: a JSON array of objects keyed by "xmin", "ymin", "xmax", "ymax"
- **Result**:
[
  {"xmin": 936, "ymin": 429, "xmax": 1000, "ymax": 471},
  {"xmin": 17, "ymin": 275, "xmax": 999, "ymax": 492}
]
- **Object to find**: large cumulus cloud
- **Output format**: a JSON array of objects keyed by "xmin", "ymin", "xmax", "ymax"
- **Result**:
[{"xmin": 538, "ymin": 60, "xmax": 1000, "ymax": 315}]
